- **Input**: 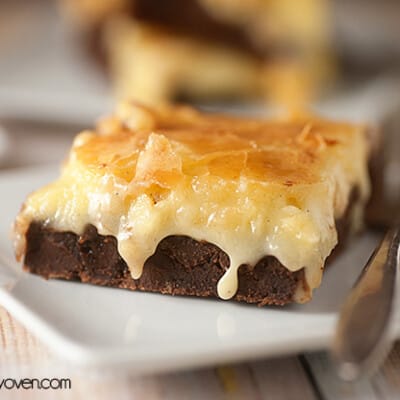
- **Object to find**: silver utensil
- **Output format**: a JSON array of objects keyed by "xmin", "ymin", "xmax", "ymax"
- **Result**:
[{"xmin": 332, "ymin": 224, "xmax": 400, "ymax": 381}]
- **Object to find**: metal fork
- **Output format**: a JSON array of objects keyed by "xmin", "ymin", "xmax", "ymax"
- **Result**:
[{"xmin": 332, "ymin": 222, "xmax": 400, "ymax": 381}]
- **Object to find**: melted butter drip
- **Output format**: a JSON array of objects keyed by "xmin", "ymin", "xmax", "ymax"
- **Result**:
[{"xmin": 14, "ymin": 104, "xmax": 371, "ymax": 303}]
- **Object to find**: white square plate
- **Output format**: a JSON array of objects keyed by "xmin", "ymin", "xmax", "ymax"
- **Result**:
[{"xmin": 0, "ymin": 166, "xmax": 398, "ymax": 374}]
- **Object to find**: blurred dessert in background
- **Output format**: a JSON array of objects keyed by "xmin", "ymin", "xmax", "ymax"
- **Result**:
[{"xmin": 59, "ymin": 0, "xmax": 334, "ymax": 109}]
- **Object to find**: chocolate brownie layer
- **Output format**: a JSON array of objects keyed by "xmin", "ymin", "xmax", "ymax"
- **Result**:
[
  {"xmin": 130, "ymin": 0, "xmax": 267, "ymax": 58},
  {"xmin": 22, "ymin": 188, "xmax": 358, "ymax": 306},
  {"xmin": 87, "ymin": 0, "xmax": 269, "ymax": 70},
  {"xmin": 24, "ymin": 223, "xmax": 305, "ymax": 306}
]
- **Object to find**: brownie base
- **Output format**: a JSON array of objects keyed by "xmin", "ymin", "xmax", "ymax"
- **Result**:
[{"xmin": 24, "ymin": 223, "xmax": 305, "ymax": 306}]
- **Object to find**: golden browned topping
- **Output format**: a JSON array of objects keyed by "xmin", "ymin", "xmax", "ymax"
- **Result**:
[{"xmin": 74, "ymin": 102, "xmax": 362, "ymax": 189}]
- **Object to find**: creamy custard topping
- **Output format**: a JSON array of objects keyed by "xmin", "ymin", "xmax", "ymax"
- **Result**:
[{"xmin": 14, "ymin": 102, "xmax": 371, "ymax": 302}]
